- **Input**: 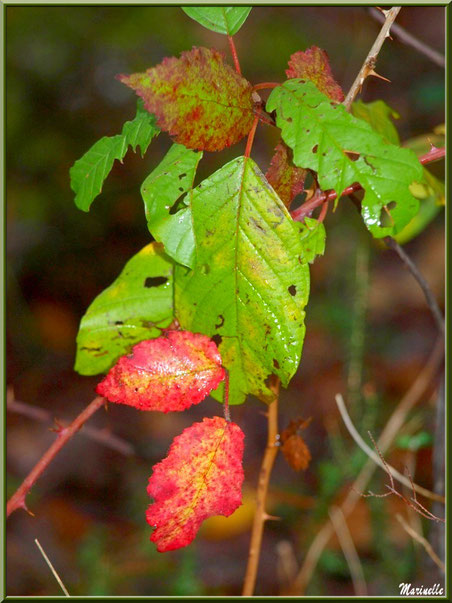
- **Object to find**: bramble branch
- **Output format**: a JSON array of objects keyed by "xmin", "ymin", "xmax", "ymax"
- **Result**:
[
  {"xmin": 242, "ymin": 377, "xmax": 280, "ymax": 596},
  {"xmin": 369, "ymin": 8, "xmax": 445, "ymax": 68},
  {"xmin": 7, "ymin": 396, "xmax": 105, "ymax": 518},
  {"xmin": 343, "ymin": 7, "xmax": 401, "ymax": 110},
  {"xmin": 290, "ymin": 146, "xmax": 446, "ymax": 222}
]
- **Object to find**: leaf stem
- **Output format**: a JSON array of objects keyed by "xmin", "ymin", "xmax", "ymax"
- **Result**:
[
  {"xmin": 223, "ymin": 371, "xmax": 231, "ymax": 422},
  {"xmin": 228, "ymin": 35, "xmax": 241, "ymax": 75},
  {"xmin": 242, "ymin": 378, "xmax": 280, "ymax": 596},
  {"xmin": 7, "ymin": 396, "xmax": 105, "ymax": 518},
  {"xmin": 290, "ymin": 146, "xmax": 445, "ymax": 223},
  {"xmin": 244, "ymin": 115, "xmax": 259, "ymax": 159},
  {"xmin": 252, "ymin": 82, "xmax": 281, "ymax": 91},
  {"xmin": 343, "ymin": 6, "xmax": 402, "ymax": 110}
]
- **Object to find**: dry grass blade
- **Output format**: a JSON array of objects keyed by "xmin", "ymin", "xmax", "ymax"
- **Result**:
[{"xmin": 34, "ymin": 538, "xmax": 70, "ymax": 597}]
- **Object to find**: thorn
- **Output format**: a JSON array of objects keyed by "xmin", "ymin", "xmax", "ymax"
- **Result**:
[
  {"xmin": 368, "ymin": 69, "xmax": 391, "ymax": 83},
  {"xmin": 50, "ymin": 418, "xmax": 65, "ymax": 434},
  {"xmin": 385, "ymin": 32, "xmax": 393, "ymax": 40},
  {"xmin": 263, "ymin": 512, "xmax": 281, "ymax": 522}
]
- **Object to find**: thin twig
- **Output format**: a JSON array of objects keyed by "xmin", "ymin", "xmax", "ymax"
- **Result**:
[
  {"xmin": 7, "ymin": 389, "xmax": 135, "ymax": 457},
  {"xmin": 290, "ymin": 339, "xmax": 443, "ymax": 594},
  {"xmin": 395, "ymin": 514, "xmax": 445, "ymax": 572},
  {"xmin": 34, "ymin": 538, "xmax": 70, "ymax": 596},
  {"xmin": 290, "ymin": 146, "xmax": 445, "ymax": 223},
  {"xmin": 369, "ymin": 8, "xmax": 445, "ymax": 68},
  {"xmin": 343, "ymin": 7, "xmax": 402, "ymax": 110},
  {"xmin": 328, "ymin": 506, "xmax": 367, "ymax": 596},
  {"xmin": 335, "ymin": 394, "xmax": 444, "ymax": 502},
  {"xmin": 242, "ymin": 378, "xmax": 280, "ymax": 596},
  {"xmin": 383, "ymin": 237, "xmax": 445, "ymax": 335},
  {"xmin": 7, "ymin": 396, "xmax": 105, "ymax": 518}
]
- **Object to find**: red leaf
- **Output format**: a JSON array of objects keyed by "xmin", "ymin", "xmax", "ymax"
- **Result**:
[
  {"xmin": 118, "ymin": 47, "xmax": 255, "ymax": 152},
  {"xmin": 147, "ymin": 416, "xmax": 244, "ymax": 552},
  {"xmin": 266, "ymin": 141, "xmax": 306, "ymax": 208},
  {"xmin": 96, "ymin": 331, "xmax": 225, "ymax": 412},
  {"xmin": 286, "ymin": 46, "xmax": 344, "ymax": 102}
]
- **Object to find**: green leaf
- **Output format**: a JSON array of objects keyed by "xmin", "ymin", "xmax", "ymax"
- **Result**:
[
  {"xmin": 70, "ymin": 101, "xmax": 159, "ymax": 211},
  {"xmin": 118, "ymin": 48, "xmax": 254, "ymax": 152},
  {"xmin": 75, "ymin": 242, "xmax": 173, "ymax": 376},
  {"xmin": 267, "ymin": 80, "xmax": 423, "ymax": 238},
  {"xmin": 175, "ymin": 156, "xmax": 310, "ymax": 405},
  {"xmin": 141, "ymin": 143, "xmax": 202, "ymax": 268},
  {"xmin": 298, "ymin": 217, "xmax": 326, "ymax": 263},
  {"xmin": 182, "ymin": 6, "xmax": 252, "ymax": 36},
  {"xmin": 351, "ymin": 100, "xmax": 400, "ymax": 145}
]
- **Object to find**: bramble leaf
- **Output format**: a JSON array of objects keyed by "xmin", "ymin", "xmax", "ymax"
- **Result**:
[
  {"xmin": 175, "ymin": 156, "xmax": 310, "ymax": 405},
  {"xmin": 75, "ymin": 242, "xmax": 173, "ymax": 376},
  {"xmin": 118, "ymin": 47, "xmax": 254, "ymax": 152},
  {"xmin": 147, "ymin": 416, "xmax": 244, "ymax": 552},
  {"xmin": 70, "ymin": 101, "xmax": 159, "ymax": 211},
  {"xmin": 141, "ymin": 144, "xmax": 202, "ymax": 267},
  {"xmin": 298, "ymin": 217, "xmax": 326, "ymax": 264},
  {"xmin": 182, "ymin": 6, "xmax": 252, "ymax": 36},
  {"xmin": 265, "ymin": 142, "xmax": 306, "ymax": 208},
  {"xmin": 96, "ymin": 331, "xmax": 225, "ymax": 412},
  {"xmin": 267, "ymin": 80, "xmax": 423, "ymax": 238},
  {"xmin": 351, "ymin": 99, "xmax": 400, "ymax": 145},
  {"xmin": 286, "ymin": 46, "xmax": 344, "ymax": 102}
]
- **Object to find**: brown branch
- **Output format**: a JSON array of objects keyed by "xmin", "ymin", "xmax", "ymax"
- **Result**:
[
  {"xmin": 343, "ymin": 7, "xmax": 402, "ymax": 110},
  {"xmin": 7, "ymin": 389, "xmax": 135, "ymax": 457},
  {"xmin": 290, "ymin": 339, "xmax": 444, "ymax": 595},
  {"xmin": 383, "ymin": 237, "xmax": 445, "ymax": 335},
  {"xmin": 328, "ymin": 506, "xmax": 367, "ymax": 596},
  {"xmin": 290, "ymin": 146, "xmax": 445, "ymax": 223},
  {"xmin": 369, "ymin": 8, "xmax": 445, "ymax": 68},
  {"xmin": 7, "ymin": 396, "xmax": 105, "ymax": 518},
  {"xmin": 395, "ymin": 514, "xmax": 445, "ymax": 572},
  {"xmin": 335, "ymin": 394, "xmax": 444, "ymax": 502},
  {"xmin": 242, "ymin": 378, "xmax": 280, "ymax": 596}
]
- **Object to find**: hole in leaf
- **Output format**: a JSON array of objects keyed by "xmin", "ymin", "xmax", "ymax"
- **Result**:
[
  {"xmin": 144, "ymin": 276, "xmax": 169, "ymax": 288},
  {"xmin": 286, "ymin": 117, "xmax": 293, "ymax": 123},
  {"xmin": 178, "ymin": 173, "xmax": 186, "ymax": 180},
  {"xmin": 212, "ymin": 334, "xmax": 222, "ymax": 348},
  {"xmin": 288, "ymin": 285, "xmax": 297, "ymax": 296},
  {"xmin": 345, "ymin": 150, "xmax": 360, "ymax": 161},
  {"xmin": 115, "ymin": 320, "xmax": 124, "ymax": 325},
  {"xmin": 312, "ymin": 145, "xmax": 318, "ymax": 154},
  {"xmin": 273, "ymin": 358, "xmax": 280, "ymax": 370},
  {"xmin": 215, "ymin": 315, "xmax": 225, "ymax": 329},
  {"xmin": 379, "ymin": 202, "xmax": 397, "ymax": 227},
  {"xmin": 178, "ymin": 187, "xmax": 184, "ymax": 192}
]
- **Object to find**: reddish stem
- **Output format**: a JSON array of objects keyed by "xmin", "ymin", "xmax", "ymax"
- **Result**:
[
  {"xmin": 7, "ymin": 396, "xmax": 105, "ymax": 518},
  {"xmin": 228, "ymin": 35, "xmax": 241, "ymax": 75},
  {"xmin": 291, "ymin": 146, "xmax": 445, "ymax": 223},
  {"xmin": 317, "ymin": 199, "xmax": 329, "ymax": 224},
  {"xmin": 223, "ymin": 371, "xmax": 231, "ymax": 423},
  {"xmin": 252, "ymin": 82, "xmax": 281, "ymax": 91},
  {"xmin": 244, "ymin": 116, "xmax": 259, "ymax": 159}
]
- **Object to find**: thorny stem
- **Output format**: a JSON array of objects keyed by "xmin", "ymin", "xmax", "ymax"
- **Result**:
[
  {"xmin": 290, "ymin": 146, "xmax": 446, "ymax": 223},
  {"xmin": 244, "ymin": 115, "xmax": 259, "ymax": 159},
  {"xmin": 7, "ymin": 390, "xmax": 134, "ymax": 457},
  {"xmin": 7, "ymin": 396, "xmax": 105, "ymax": 518},
  {"xmin": 228, "ymin": 35, "xmax": 241, "ymax": 75},
  {"xmin": 343, "ymin": 7, "xmax": 402, "ymax": 110},
  {"xmin": 383, "ymin": 236, "xmax": 445, "ymax": 335},
  {"xmin": 242, "ymin": 378, "xmax": 280, "ymax": 596},
  {"xmin": 369, "ymin": 8, "xmax": 445, "ymax": 68}
]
